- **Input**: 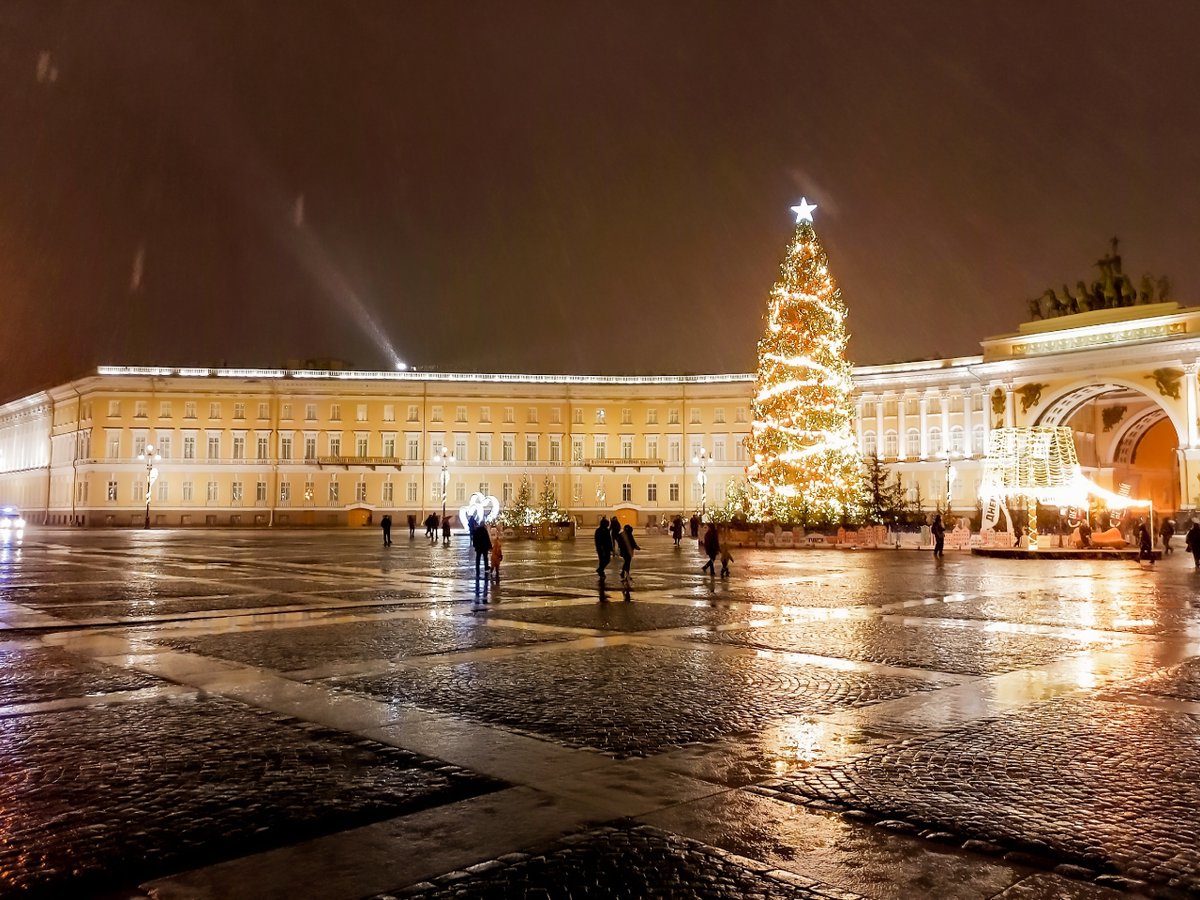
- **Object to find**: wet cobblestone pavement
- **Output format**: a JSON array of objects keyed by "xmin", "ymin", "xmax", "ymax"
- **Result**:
[
  {"xmin": 378, "ymin": 824, "xmax": 866, "ymax": 899},
  {"xmin": 1, "ymin": 527, "xmax": 1199, "ymax": 897}
]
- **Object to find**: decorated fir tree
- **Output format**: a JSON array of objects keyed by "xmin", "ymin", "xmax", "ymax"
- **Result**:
[
  {"xmin": 537, "ymin": 476, "xmax": 565, "ymax": 524},
  {"xmin": 745, "ymin": 199, "xmax": 863, "ymax": 522},
  {"xmin": 500, "ymin": 475, "xmax": 535, "ymax": 527}
]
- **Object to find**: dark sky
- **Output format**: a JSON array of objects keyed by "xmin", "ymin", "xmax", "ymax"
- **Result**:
[{"xmin": 3, "ymin": 1, "xmax": 1199, "ymax": 403}]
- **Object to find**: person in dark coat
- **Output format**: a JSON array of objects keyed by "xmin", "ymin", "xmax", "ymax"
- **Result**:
[
  {"xmin": 1138, "ymin": 519, "xmax": 1154, "ymax": 564},
  {"xmin": 594, "ymin": 516, "xmax": 613, "ymax": 580},
  {"xmin": 1160, "ymin": 518, "xmax": 1175, "ymax": 555},
  {"xmin": 424, "ymin": 513, "xmax": 435, "ymax": 540},
  {"xmin": 407, "ymin": 514, "xmax": 416, "ymax": 538},
  {"xmin": 442, "ymin": 516, "xmax": 452, "ymax": 545},
  {"xmin": 380, "ymin": 514, "xmax": 392, "ymax": 546},
  {"xmin": 701, "ymin": 522, "xmax": 719, "ymax": 574},
  {"xmin": 616, "ymin": 523, "xmax": 640, "ymax": 582},
  {"xmin": 471, "ymin": 521, "xmax": 492, "ymax": 577},
  {"xmin": 689, "ymin": 514, "xmax": 700, "ymax": 538},
  {"xmin": 931, "ymin": 514, "xmax": 945, "ymax": 558},
  {"xmin": 1185, "ymin": 520, "xmax": 1200, "ymax": 568},
  {"xmin": 670, "ymin": 515, "xmax": 683, "ymax": 547},
  {"xmin": 609, "ymin": 515, "xmax": 622, "ymax": 569}
]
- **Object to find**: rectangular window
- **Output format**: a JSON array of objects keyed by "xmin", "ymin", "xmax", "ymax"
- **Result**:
[
  {"xmin": 207, "ymin": 436, "xmax": 220, "ymax": 459},
  {"xmin": 736, "ymin": 407, "xmax": 747, "ymax": 423},
  {"xmin": 714, "ymin": 409, "xmax": 726, "ymax": 424},
  {"xmin": 646, "ymin": 409, "xmax": 658, "ymax": 425},
  {"xmin": 504, "ymin": 407, "xmax": 515, "ymax": 424},
  {"xmin": 356, "ymin": 436, "xmax": 368, "ymax": 456},
  {"xmin": 132, "ymin": 480, "xmax": 143, "ymax": 502},
  {"xmin": 406, "ymin": 437, "xmax": 419, "ymax": 460},
  {"xmin": 668, "ymin": 408, "xmax": 680, "ymax": 425},
  {"xmin": 185, "ymin": 402, "xmax": 196, "ymax": 419},
  {"xmin": 405, "ymin": 481, "xmax": 417, "ymax": 502},
  {"xmin": 647, "ymin": 482, "xmax": 658, "ymax": 502},
  {"xmin": 479, "ymin": 406, "xmax": 491, "ymax": 423},
  {"xmin": 280, "ymin": 436, "xmax": 292, "ymax": 460},
  {"xmin": 256, "ymin": 436, "xmax": 268, "ymax": 460},
  {"xmin": 356, "ymin": 481, "xmax": 367, "ymax": 502},
  {"xmin": 134, "ymin": 435, "xmax": 146, "ymax": 457},
  {"xmin": 478, "ymin": 437, "xmax": 491, "ymax": 462},
  {"xmin": 233, "ymin": 435, "xmax": 245, "ymax": 459},
  {"xmin": 383, "ymin": 404, "xmax": 395, "ymax": 422},
  {"xmin": 668, "ymin": 437, "xmax": 681, "ymax": 463},
  {"xmin": 713, "ymin": 438, "xmax": 726, "ymax": 462},
  {"xmin": 135, "ymin": 401, "xmax": 147, "ymax": 418},
  {"xmin": 183, "ymin": 480, "xmax": 193, "ymax": 501},
  {"xmin": 328, "ymin": 481, "xmax": 339, "ymax": 503},
  {"xmin": 431, "ymin": 436, "xmax": 444, "ymax": 458},
  {"xmin": 690, "ymin": 409, "xmax": 702, "ymax": 424},
  {"xmin": 234, "ymin": 402, "xmax": 246, "ymax": 420},
  {"xmin": 209, "ymin": 402, "xmax": 221, "ymax": 419},
  {"xmin": 108, "ymin": 400, "xmax": 121, "ymax": 417},
  {"xmin": 183, "ymin": 436, "xmax": 196, "ymax": 460},
  {"xmin": 735, "ymin": 438, "xmax": 746, "ymax": 462},
  {"xmin": 669, "ymin": 482, "xmax": 680, "ymax": 502},
  {"xmin": 527, "ymin": 407, "xmax": 538, "ymax": 423},
  {"xmin": 256, "ymin": 481, "xmax": 267, "ymax": 502},
  {"xmin": 280, "ymin": 482, "xmax": 290, "ymax": 503},
  {"xmin": 549, "ymin": 437, "xmax": 561, "ymax": 462},
  {"xmin": 304, "ymin": 437, "xmax": 317, "ymax": 460},
  {"xmin": 407, "ymin": 405, "xmax": 419, "ymax": 422},
  {"xmin": 356, "ymin": 404, "xmax": 368, "ymax": 422},
  {"xmin": 595, "ymin": 408, "xmax": 605, "ymax": 424},
  {"xmin": 455, "ymin": 481, "xmax": 466, "ymax": 503},
  {"xmin": 382, "ymin": 481, "xmax": 394, "ymax": 503},
  {"xmin": 550, "ymin": 408, "xmax": 561, "ymax": 424},
  {"xmin": 593, "ymin": 437, "xmax": 606, "ymax": 458},
  {"xmin": 206, "ymin": 481, "xmax": 218, "ymax": 502},
  {"xmin": 258, "ymin": 402, "xmax": 270, "ymax": 420},
  {"xmin": 383, "ymin": 436, "xmax": 396, "ymax": 458},
  {"xmin": 455, "ymin": 438, "xmax": 467, "ymax": 461},
  {"xmin": 231, "ymin": 481, "xmax": 243, "ymax": 503},
  {"xmin": 526, "ymin": 438, "xmax": 537, "ymax": 462},
  {"xmin": 502, "ymin": 481, "xmax": 514, "ymax": 503},
  {"xmin": 159, "ymin": 401, "xmax": 172, "ymax": 419},
  {"xmin": 107, "ymin": 435, "xmax": 121, "ymax": 458},
  {"xmin": 328, "ymin": 436, "xmax": 340, "ymax": 456},
  {"xmin": 572, "ymin": 408, "xmax": 583, "ymax": 425},
  {"xmin": 572, "ymin": 437, "xmax": 583, "ymax": 462},
  {"xmin": 621, "ymin": 437, "xmax": 632, "ymax": 459},
  {"xmin": 158, "ymin": 435, "xmax": 171, "ymax": 459},
  {"xmin": 573, "ymin": 480, "xmax": 583, "ymax": 503},
  {"xmin": 621, "ymin": 481, "xmax": 632, "ymax": 502},
  {"xmin": 620, "ymin": 408, "xmax": 632, "ymax": 425},
  {"xmin": 305, "ymin": 403, "xmax": 317, "ymax": 421},
  {"xmin": 502, "ymin": 437, "xmax": 514, "ymax": 462},
  {"xmin": 281, "ymin": 403, "xmax": 292, "ymax": 420},
  {"xmin": 157, "ymin": 480, "xmax": 168, "ymax": 502},
  {"xmin": 478, "ymin": 481, "xmax": 489, "ymax": 496},
  {"xmin": 455, "ymin": 405, "xmax": 467, "ymax": 422},
  {"xmin": 431, "ymin": 405, "xmax": 443, "ymax": 422},
  {"xmin": 646, "ymin": 437, "xmax": 658, "ymax": 459},
  {"xmin": 431, "ymin": 482, "xmax": 441, "ymax": 502}
]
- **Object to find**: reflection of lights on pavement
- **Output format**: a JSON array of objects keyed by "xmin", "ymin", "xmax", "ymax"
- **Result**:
[
  {"xmin": 1073, "ymin": 654, "xmax": 1098, "ymax": 689},
  {"xmin": 1112, "ymin": 619, "xmax": 1155, "ymax": 629},
  {"xmin": 756, "ymin": 648, "xmax": 861, "ymax": 671},
  {"xmin": 982, "ymin": 621, "xmax": 1117, "ymax": 645},
  {"xmin": 766, "ymin": 718, "xmax": 828, "ymax": 774}
]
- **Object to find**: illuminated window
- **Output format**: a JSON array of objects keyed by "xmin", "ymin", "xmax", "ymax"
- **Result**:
[
  {"xmin": 356, "ymin": 404, "xmax": 367, "ymax": 422},
  {"xmin": 669, "ymin": 482, "xmax": 679, "ymax": 502},
  {"xmin": 206, "ymin": 481, "xmax": 217, "ymax": 502},
  {"xmin": 949, "ymin": 426, "xmax": 964, "ymax": 454},
  {"xmin": 258, "ymin": 402, "xmax": 269, "ymax": 420},
  {"xmin": 668, "ymin": 409, "xmax": 680, "ymax": 425},
  {"xmin": 209, "ymin": 402, "xmax": 221, "ymax": 419},
  {"xmin": 595, "ymin": 409, "xmax": 605, "ymax": 424},
  {"xmin": 455, "ymin": 406, "xmax": 467, "ymax": 423},
  {"xmin": 135, "ymin": 401, "xmax": 147, "ymax": 418},
  {"xmin": 234, "ymin": 403, "xmax": 245, "ymax": 420},
  {"xmin": 184, "ymin": 402, "xmax": 196, "ymax": 419},
  {"xmin": 407, "ymin": 405, "xmax": 419, "ymax": 422},
  {"xmin": 356, "ymin": 481, "xmax": 367, "ymax": 502},
  {"xmin": 304, "ymin": 437, "xmax": 316, "ymax": 460},
  {"xmin": 647, "ymin": 482, "xmax": 658, "ymax": 502},
  {"xmin": 646, "ymin": 409, "xmax": 658, "ymax": 425},
  {"xmin": 690, "ymin": 409, "xmax": 701, "ymax": 424},
  {"xmin": 329, "ymin": 481, "xmax": 339, "ymax": 504},
  {"xmin": 329, "ymin": 403, "xmax": 341, "ymax": 421},
  {"xmin": 305, "ymin": 404, "xmax": 317, "ymax": 421},
  {"xmin": 383, "ymin": 481, "xmax": 395, "ymax": 503},
  {"xmin": 906, "ymin": 429, "xmax": 920, "ymax": 457},
  {"xmin": 928, "ymin": 427, "xmax": 943, "ymax": 456},
  {"xmin": 231, "ymin": 481, "xmax": 243, "ymax": 503},
  {"xmin": 714, "ymin": 409, "xmax": 726, "ymax": 424},
  {"xmin": 107, "ymin": 480, "xmax": 117, "ymax": 501},
  {"xmin": 863, "ymin": 431, "xmax": 877, "ymax": 456},
  {"xmin": 383, "ymin": 404, "xmax": 395, "ymax": 422},
  {"xmin": 621, "ymin": 409, "xmax": 632, "ymax": 425},
  {"xmin": 233, "ymin": 436, "xmax": 245, "ymax": 459},
  {"xmin": 108, "ymin": 400, "xmax": 121, "ymax": 417},
  {"xmin": 884, "ymin": 430, "xmax": 898, "ymax": 457},
  {"xmin": 279, "ymin": 482, "xmax": 290, "ymax": 503},
  {"xmin": 256, "ymin": 436, "xmax": 268, "ymax": 460},
  {"xmin": 256, "ymin": 481, "xmax": 266, "ymax": 502},
  {"xmin": 183, "ymin": 480, "xmax": 193, "ymax": 501}
]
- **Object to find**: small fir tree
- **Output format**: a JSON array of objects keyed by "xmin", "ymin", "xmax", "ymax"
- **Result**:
[
  {"xmin": 861, "ymin": 453, "xmax": 905, "ymax": 525},
  {"xmin": 537, "ymin": 477, "xmax": 564, "ymax": 524},
  {"xmin": 745, "ymin": 200, "xmax": 863, "ymax": 522},
  {"xmin": 500, "ymin": 476, "xmax": 535, "ymax": 528}
]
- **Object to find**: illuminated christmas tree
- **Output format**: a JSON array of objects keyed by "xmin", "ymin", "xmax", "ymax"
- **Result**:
[{"xmin": 745, "ymin": 199, "xmax": 863, "ymax": 523}]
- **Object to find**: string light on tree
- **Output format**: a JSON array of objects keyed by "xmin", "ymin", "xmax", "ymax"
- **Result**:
[{"xmin": 744, "ymin": 200, "xmax": 863, "ymax": 523}]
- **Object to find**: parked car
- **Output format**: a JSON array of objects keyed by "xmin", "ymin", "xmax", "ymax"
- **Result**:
[{"xmin": 0, "ymin": 507, "xmax": 26, "ymax": 531}]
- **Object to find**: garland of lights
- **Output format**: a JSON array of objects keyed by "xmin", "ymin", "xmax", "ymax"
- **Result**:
[{"xmin": 744, "ymin": 200, "xmax": 863, "ymax": 522}]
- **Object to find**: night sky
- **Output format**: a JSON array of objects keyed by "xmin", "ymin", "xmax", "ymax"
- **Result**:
[{"xmin": 2, "ymin": 1, "xmax": 1199, "ymax": 403}]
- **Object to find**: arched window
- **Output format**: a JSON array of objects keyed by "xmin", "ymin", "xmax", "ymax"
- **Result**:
[
  {"xmin": 972, "ymin": 425, "xmax": 986, "ymax": 455},
  {"xmin": 928, "ymin": 426, "xmax": 943, "ymax": 456},
  {"xmin": 949, "ymin": 425, "xmax": 964, "ymax": 454},
  {"xmin": 863, "ymin": 431, "xmax": 878, "ymax": 456},
  {"xmin": 906, "ymin": 428, "xmax": 920, "ymax": 458},
  {"xmin": 884, "ymin": 430, "xmax": 898, "ymax": 458}
]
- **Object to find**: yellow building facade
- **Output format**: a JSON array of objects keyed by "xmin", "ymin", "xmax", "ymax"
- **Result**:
[{"xmin": 4, "ymin": 302, "xmax": 1200, "ymax": 526}]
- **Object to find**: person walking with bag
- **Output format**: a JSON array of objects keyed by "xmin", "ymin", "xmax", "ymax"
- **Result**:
[{"xmin": 701, "ymin": 522, "xmax": 719, "ymax": 575}]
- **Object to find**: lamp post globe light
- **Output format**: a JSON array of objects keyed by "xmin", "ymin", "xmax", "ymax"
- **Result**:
[
  {"xmin": 439, "ymin": 447, "xmax": 455, "ymax": 523},
  {"xmin": 943, "ymin": 451, "xmax": 957, "ymax": 512},
  {"xmin": 138, "ymin": 444, "xmax": 161, "ymax": 529},
  {"xmin": 692, "ymin": 447, "xmax": 710, "ymax": 521}
]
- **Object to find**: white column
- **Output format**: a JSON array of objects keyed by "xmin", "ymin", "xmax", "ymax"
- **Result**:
[
  {"xmin": 855, "ymin": 396, "xmax": 865, "ymax": 453},
  {"xmin": 919, "ymin": 395, "xmax": 929, "ymax": 459},
  {"xmin": 897, "ymin": 395, "xmax": 908, "ymax": 460},
  {"xmin": 940, "ymin": 390, "xmax": 951, "ymax": 454},
  {"xmin": 875, "ymin": 395, "xmax": 886, "ymax": 454},
  {"xmin": 962, "ymin": 389, "xmax": 973, "ymax": 456},
  {"xmin": 1005, "ymin": 384, "xmax": 1016, "ymax": 428},
  {"xmin": 1186, "ymin": 363, "xmax": 1199, "ymax": 449}
]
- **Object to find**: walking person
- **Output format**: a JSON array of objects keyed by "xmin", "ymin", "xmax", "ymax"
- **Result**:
[
  {"xmin": 719, "ymin": 534, "xmax": 734, "ymax": 578},
  {"xmin": 671, "ymin": 515, "xmax": 683, "ymax": 547},
  {"xmin": 471, "ymin": 520, "xmax": 492, "ymax": 579},
  {"xmin": 442, "ymin": 516, "xmax": 452, "ymax": 546},
  {"xmin": 489, "ymin": 527, "xmax": 503, "ymax": 582},
  {"xmin": 1160, "ymin": 518, "xmax": 1175, "ymax": 555},
  {"xmin": 594, "ymin": 516, "xmax": 613, "ymax": 581},
  {"xmin": 1138, "ymin": 518, "xmax": 1154, "ymax": 565},
  {"xmin": 931, "ymin": 514, "xmax": 945, "ymax": 559},
  {"xmin": 1186, "ymin": 520, "xmax": 1200, "ymax": 568},
  {"xmin": 701, "ymin": 522, "xmax": 719, "ymax": 574},
  {"xmin": 407, "ymin": 514, "xmax": 416, "ymax": 539},
  {"xmin": 616, "ymin": 523, "xmax": 640, "ymax": 583},
  {"xmin": 380, "ymin": 513, "xmax": 392, "ymax": 546},
  {"xmin": 609, "ymin": 514, "xmax": 622, "ymax": 571},
  {"xmin": 429, "ymin": 512, "xmax": 440, "ymax": 543}
]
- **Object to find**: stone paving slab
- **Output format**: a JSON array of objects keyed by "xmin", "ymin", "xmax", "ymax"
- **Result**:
[
  {"xmin": 0, "ymin": 695, "xmax": 502, "ymax": 897},
  {"xmin": 687, "ymin": 618, "xmax": 1120, "ymax": 676},
  {"xmin": 1102, "ymin": 656, "xmax": 1200, "ymax": 703},
  {"xmin": 345, "ymin": 644, "xmax": 955, "ymax": 757},
  {"xmin": 376, "ymin": 824, "xmax": 867, "ymax": 899},
  {"xmin": 0, "ymin": 644, "xmax": 162, "ymax": 706},
  {"xmin": 477, "ymin": 599, "xmax": 764, "ymax": 633},
  {"xmin": 158, "ymin": 617, "xmax": 581, "ymax": 672},
  {"xmin": 760, "ymin": 698, "xmax": 1200, "ymax": 892},
  {"xmin": 42, "ymin": 592, "xmax": 334, "ymax": 621}
]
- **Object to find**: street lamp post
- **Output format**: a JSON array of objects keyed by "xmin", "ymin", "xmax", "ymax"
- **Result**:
[
  {"xmin": 439, "ymin": 447, "xmax": 455, "ymax": 523},
  {"xmin": 692, "ymin": 447, "xmax": 710, "ymax": 520},
  {"xmin": 138, "ymin": 444, "xmax": 160, "ymax": 529}
]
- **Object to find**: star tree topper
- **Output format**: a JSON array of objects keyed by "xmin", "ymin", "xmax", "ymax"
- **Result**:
[{"xmin": 790, "ymin": 198, "xmax": 817, "ymax": 223}]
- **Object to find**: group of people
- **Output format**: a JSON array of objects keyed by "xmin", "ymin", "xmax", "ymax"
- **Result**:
[
  {"xmin": 421, "ymin": 512, "xmax": 452, "ymax": 545},
  {"xmin": 469, "ymin": 519, "xmax": 503, "ymax": 583},
  {"xmin": 593, "ymin": 515, "xmax": 642, "ymax": 584}
]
